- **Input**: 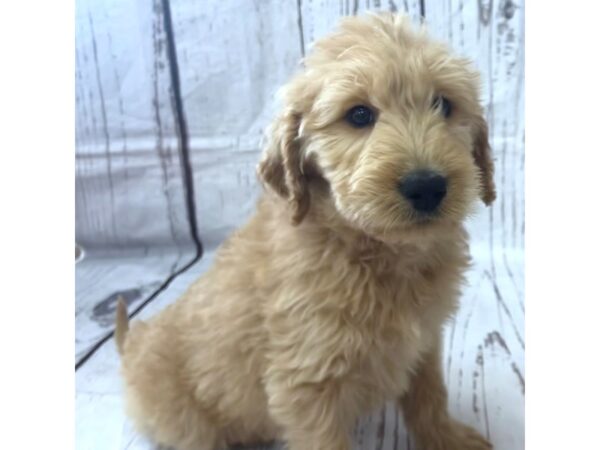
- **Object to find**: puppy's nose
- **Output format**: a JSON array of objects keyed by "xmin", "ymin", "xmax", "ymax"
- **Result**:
[{"xmin": 398, "ymin": 170, "xmax": 447, "ymax": 213}]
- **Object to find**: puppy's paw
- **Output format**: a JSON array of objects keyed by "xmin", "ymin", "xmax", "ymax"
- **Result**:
[{"xmin": 439, "ymin": 420, "xmax": 492, "ymax": 450}]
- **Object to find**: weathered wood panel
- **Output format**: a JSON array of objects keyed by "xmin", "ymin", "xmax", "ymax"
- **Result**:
[
  {"xmin": 300, "ymin": 0, "xmax": 422, "ymax": 46},
  {"xmin": 167, "ymin": 0, "xmax": 304, "ymax": 243},
  {"xmin": 75, "ymin": 0, "xmax": 192, "ymax": 250},
  {"xmin": 75, "ymin": 248, "xmax": 197, "ymax": 365},
  {"xmin": 75, "ymin": 0, "xmax": 200, "ymax": 368}
]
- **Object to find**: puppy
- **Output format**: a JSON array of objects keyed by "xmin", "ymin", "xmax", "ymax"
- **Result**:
[{"xmin": 116, "ymin": 13, "xmax": 495, "ymax": 450}]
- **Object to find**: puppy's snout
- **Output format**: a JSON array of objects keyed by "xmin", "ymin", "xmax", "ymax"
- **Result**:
[{"xmin": 398, "ymin": 170, "xmax": 447, "ymax": 213}]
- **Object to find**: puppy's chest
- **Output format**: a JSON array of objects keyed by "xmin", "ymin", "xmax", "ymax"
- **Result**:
[
  {"xmin": 339, "ymin": 266, "xmax": 458, "ymax": 400},
  {"xmin": 348, "ymin": 301, "xmax": 428, "ymax": 393},
  {"xmin": 269, "ymin": 243, "xmax": 462, "ymax": 400}
]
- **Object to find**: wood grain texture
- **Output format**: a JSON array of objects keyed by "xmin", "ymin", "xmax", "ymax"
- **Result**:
[
  {"xmin": 75, "ymin": 0, "xmax": 201, "ymax": 370},
  {"xmin": 75, "ymin": 248, "xmax": 196, "ymax": 365},
  {"xmin": 75, "ymin": 0, "xmax": 192, "ymax": 250},
  {"xmin": 167, "ymin": 0, "xmax": 305, "ymax": 241},
  {"xmin": 299, "ymin": 0, "xmax": 422, "ymax": 45}
]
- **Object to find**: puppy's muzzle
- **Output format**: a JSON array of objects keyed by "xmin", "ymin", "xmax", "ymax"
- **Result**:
[{"xmin": 398, "ymin": 170, "xmax": 447, "ymax": 214}]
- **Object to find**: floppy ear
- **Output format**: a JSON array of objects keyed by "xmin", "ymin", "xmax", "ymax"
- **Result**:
[
  {"xmin": 258, "ymin": 109, "xmax": 310, "ymax": 225},
  {"xmin": 472, "ymin": 115, "xmax": 496, "ymax": 205}
]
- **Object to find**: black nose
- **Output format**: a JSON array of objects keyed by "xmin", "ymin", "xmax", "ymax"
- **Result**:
[{"xmin": 398, "ymin": 170, "xmax": 447, "ymax": 213}]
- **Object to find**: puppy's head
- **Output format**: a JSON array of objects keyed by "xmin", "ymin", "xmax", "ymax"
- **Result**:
[{"xmin": 259, "ymin": 14, "xmax": 495, "ymax": 242}]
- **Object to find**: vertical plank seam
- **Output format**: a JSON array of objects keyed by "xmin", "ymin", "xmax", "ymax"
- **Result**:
[
  {"xmin": 161, "ymin": 0, "xmax": 203, "ymax": 263},
  {"xmin": 87, "ymin": 12, "xmax": 119, "ymax": 245},
  {"xmin": 75, "ymin": 0, "xmax": 205, "ymax": 372},
  {"xmin": 375, "ymin": 406, "xmax": 386, "ymax": 450},
  {"xmin": 296, "ymin": 0, "xmax": 306, "ymax": 58},
  {"xmin": 153, "ymin": 0, "xmax": 184, "ymax": 271}
]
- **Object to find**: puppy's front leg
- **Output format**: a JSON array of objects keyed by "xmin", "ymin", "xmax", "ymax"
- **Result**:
[
  {"xmin": 266, "ymin": 375, "xmax": 352, "ymax": 450},
  {"xmin": 399, "ymin": 334, "xmax": 492, "ymax": 450}
]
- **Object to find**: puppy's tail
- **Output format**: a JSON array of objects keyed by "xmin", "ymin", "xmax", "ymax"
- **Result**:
[{"xmin": 114, "ymin": 296, "xmax": 129, "ymax": 356}]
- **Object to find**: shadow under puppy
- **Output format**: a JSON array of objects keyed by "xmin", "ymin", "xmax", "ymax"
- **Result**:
[{"xmin": 116, "ymin": 12, "xmax": 495, "ymax": 450}]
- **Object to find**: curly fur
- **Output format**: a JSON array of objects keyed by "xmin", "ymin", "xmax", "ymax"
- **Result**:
[{"xmin": 117, "ymin": 13, "xmax": 495, "ymax": 450}]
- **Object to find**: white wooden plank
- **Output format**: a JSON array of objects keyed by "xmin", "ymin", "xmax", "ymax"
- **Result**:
[
  {"xmin": 75, "ymin": 0, "xmax": 192, "ymax": 250},
  {"xmin": 75, "ymin": 248, "xmax": 196, "ymax": 364},
  {"xmin": 300, "ymin": 0, "xmax": 422, "ymax": 47},
  {"xmin": 170, "ymin": 0, "xmax": 303, "ymax": 139},
  {"xmin": 76, "ymin": 151, "xmax": 193, "ymax": 248},
  {"xmin": 190, "ymin": 145, "xmax": 263, "ymax": 248},
  {"xmin": 168, "ymin": 0, "xmax": 305, "ymax": 244},
  {"xmin": 75, "ymin": 0, "xmax": 199, "ymax": 359},
  {"xmin": 443, "ymin": 253, "xmax": 524, "ymax": 449}
]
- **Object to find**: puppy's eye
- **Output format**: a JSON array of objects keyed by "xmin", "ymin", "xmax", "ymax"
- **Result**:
[
  {"xmin": 345, "ymin": 105, "xmax": 374, "ymax": 128},
  {"xmin": 433, "ymin": 96, "xmax": 452, "ymax": 118}
]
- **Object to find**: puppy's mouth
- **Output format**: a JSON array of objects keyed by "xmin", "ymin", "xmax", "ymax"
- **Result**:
[
  {"xmin": 409, "ymin": 208, "xmax": 441, "ymax": 222},
  {"xmin": 403, "ymin": 214, "xmax": 444, "ymax": 232},
  {"xmin": 364, "ymin": 213, "xmax": 451, "ymax": 248}
]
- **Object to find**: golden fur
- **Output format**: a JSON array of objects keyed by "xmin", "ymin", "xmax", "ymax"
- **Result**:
[{"xmin": 116, "ymin": 13, "xmax": 495, "ymax": 450}]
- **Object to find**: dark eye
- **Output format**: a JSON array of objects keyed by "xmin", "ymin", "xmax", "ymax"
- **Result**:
[
  {"xmin": 433, "ymin": 95, "xmax": 452, "ymax": 118},
  {"xmin": 345, "ymin": 105, "xmax": 374, "ymax": 128}
]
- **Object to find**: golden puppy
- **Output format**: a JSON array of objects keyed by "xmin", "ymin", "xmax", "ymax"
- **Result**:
[{"xmin": 116, "ymin": 13, "xmax": 495, "ymax": 450}]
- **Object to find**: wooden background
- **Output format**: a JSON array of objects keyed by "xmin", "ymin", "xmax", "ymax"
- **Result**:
[{"xmin": 75, "ymin": 1, "xmax": 524, "ymax": 449}]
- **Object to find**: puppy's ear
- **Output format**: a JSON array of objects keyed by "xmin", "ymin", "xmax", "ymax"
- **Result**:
[
  {"xmin": 258, "ymin": 109, "xmax": 310, "ymax": 225},
  {"xmin": 472, "ymin": 115, "xmax": 496, "ymax": 205}
]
